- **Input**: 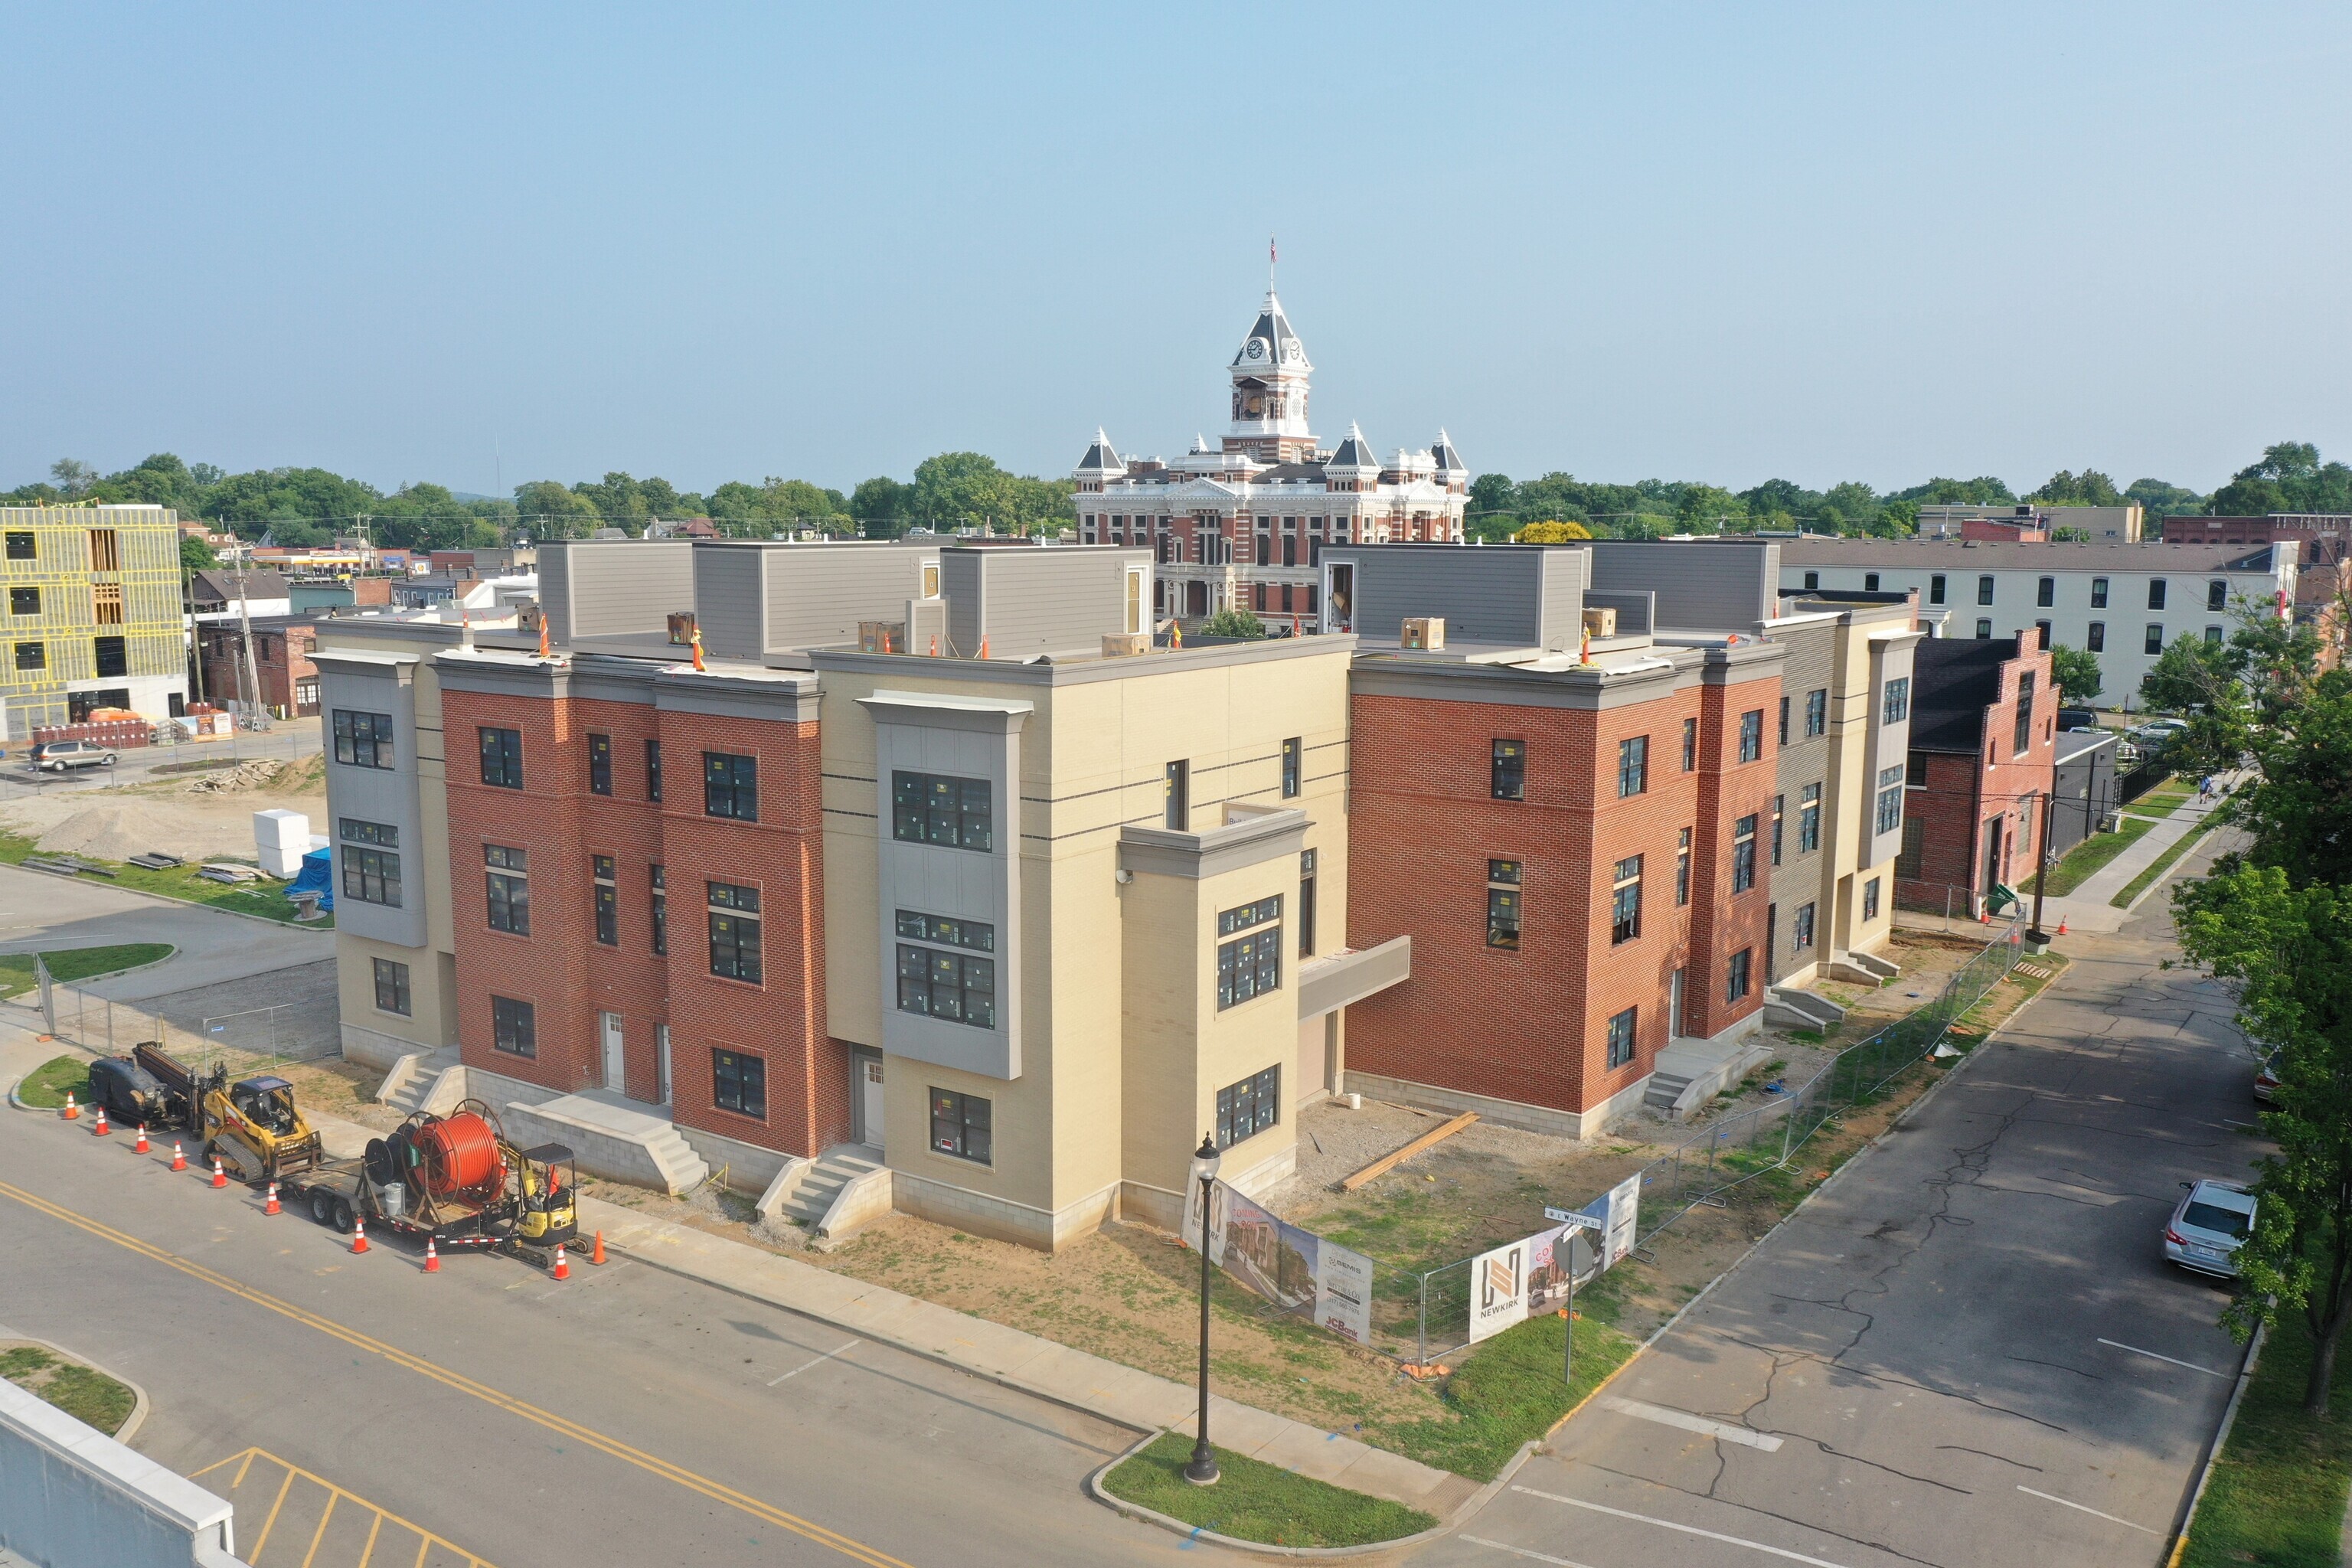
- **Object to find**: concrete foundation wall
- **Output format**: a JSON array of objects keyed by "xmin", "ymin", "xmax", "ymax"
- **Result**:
[
  {"xmin": 499, "ymin": 1099, "xmax": 670, "ymax": 1189},
  {"xmin": 675, "ymin": 1125, "xmax": 792, "ymax": 1194},
  {"xmin": 1344, "ymin": 1066, "xmax": 1656, "ymax": 1141},
  {"xmin": 0, "ymin": 1379, "xmax": 243, "ymax": 1568}
]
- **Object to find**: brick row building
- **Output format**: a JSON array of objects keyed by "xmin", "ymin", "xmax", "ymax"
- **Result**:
[{"xmin": 322, "ymin": 534, "xmax": 1945, "ymax": 1248}]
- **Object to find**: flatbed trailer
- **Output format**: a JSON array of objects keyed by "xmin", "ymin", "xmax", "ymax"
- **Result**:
[{"xmin": 275, "ymin": 1136, "xmax": 579, "ymax": 1269}]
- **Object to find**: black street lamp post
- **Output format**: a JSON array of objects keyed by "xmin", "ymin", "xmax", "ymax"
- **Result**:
[{"xmin": 1186, "ymin": 1133, "xmax": 1222, "ymax": 1486}]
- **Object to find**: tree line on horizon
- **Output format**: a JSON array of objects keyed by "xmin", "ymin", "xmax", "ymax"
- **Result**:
[{"xmin": 8, "ymin": 440, "xmax": 2344, "ymax": 551}]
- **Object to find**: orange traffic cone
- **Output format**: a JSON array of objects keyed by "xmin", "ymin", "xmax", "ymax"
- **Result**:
[
  {"xmin": 551, "ymin": 1243, "xmax": 570, "ymax": 1281},
  {"xmin": 1978, "ymin": 906, "xmax": 1991, "ymax": 924},
  {"xmin": 2056, "ymin": 918, "xmax": 2069, "ymax": 936},
  {"xmin": 264, "ymin": 1182, "xmax": 280, "ymax": 1215},
  {"xmin": 210, "ymin": 1156, "xmax": 227, "ymax": 1189},
  {"xmin": 170, "ymin": 1141, "xmax": 187, "ymax": 1172},
  {"xmin": 591, "ymin": 1230, "xmax": 606, "ymax": 1266},
  {"xmin": 61, "ymin": 1091, "xmax": 77, "ymax": 1121},
  {"xmin": 134, "ymin": 1123, "xmax": 149, "ymax": 1153},
  {"xmin": 93, "ymin": 1105, "xmax": 109, "ymax": 1136},
  {"xmin": 424, "ymin": 1237, "xmax": 439, "ymax": 1273},
  {"xmin": 351, "ymin": 1217, "xmax": 369, "ymax": 1256}
]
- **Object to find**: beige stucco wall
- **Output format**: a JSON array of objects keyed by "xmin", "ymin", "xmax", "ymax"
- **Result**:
[{"xmin": 818, "ymin": 642, "xmax": 1354, "ymax": 1246}]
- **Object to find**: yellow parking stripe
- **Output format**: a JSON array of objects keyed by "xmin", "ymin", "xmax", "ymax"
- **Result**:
[
  {"xmin": 247, "ymin": 1467, "xmax": 297, "ymax": 1562},
  {"xmin": 191, "ymin": 1448, "xmax": 488, "ymax": 1566},
  {"xmin": 298, "ymin": 1491, "xmax": 338, "ymax": 1568},
  {"xmin": 11, "ymin": 1181, "xmax": 916, "ymax": 1568}
]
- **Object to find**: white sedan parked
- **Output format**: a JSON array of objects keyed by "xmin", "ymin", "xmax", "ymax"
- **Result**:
[{"xmin": 2164, "ymin": 1180, "xmax": 2255, "ymax": 1278}]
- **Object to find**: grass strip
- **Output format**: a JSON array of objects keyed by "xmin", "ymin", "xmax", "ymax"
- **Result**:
[
  {"xmin": 2027, "ymin": 813, "xmax": 2157, "ymax": 897},
  {"xmin": 0, "ymin": 831, "xmax": 323, "ymax": 925},
  {"xmin": 0, "ymin": 942, "xmax": 175, "ymax": 999},
  {"xmin": 1099, "ymin": 1430, "xmax": 1438, "ymax": 1548},
  {"xmin": 1367, "ymin": 1310, "xmax": 1640, "ymax": 1479},
  {"xmin": 2112, "ymin": 817, "xmax": 2223, "ymax": 907},
  {"xmin": 0, "ymin": 1345, "xmax": 136, "ymax": 1435},
  {"xmin": 13, "ymin": 1054, "xmax": 90, "ymax": 1109},
  {"xmin": 2181, "ymin": 1313, "xmax": 2352, "ymax": 1568}
]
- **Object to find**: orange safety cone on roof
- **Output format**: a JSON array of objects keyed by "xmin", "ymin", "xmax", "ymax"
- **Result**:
[
  {"xmin": 92, "ymin": 1105, "xmax": 109, "ymax": 1136},
  {"xmin": 424, "ymin": 1237, "xmax": 439, "ymax": 1273},
  {"xmin": 61, "ymin": 1091, "xmax": 77, "ymax": 1121},
  {"xmin": 211, "ymin": 1155, "xmax": 228, "ymax": 1189},
  {"xmin": 264, "ymin": 1181, "xmax": 280, "ymax": 1215},
  {"xmin": 134, "ymin": 1123, "xmax": 149, "ymax": 1153},
  {"xmin": 591, "ymin": 1230, "xmax": 606, "ymax": 1266},
  {"xmin": 170, "ymin": 1141, "xmax": 187, "ymax": 1172},
  {"xmin": 551, "ymin": 1243, "xmax": 570, "ymax": 1281}
]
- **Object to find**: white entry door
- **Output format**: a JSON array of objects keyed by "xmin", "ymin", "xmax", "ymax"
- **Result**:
[
  {"xmin": 860, "ymin": 1056, "xmax": 886, "ymax": 1151},
  {"xmin": 600, "ymin": 1011, "xmax": 625, "ymax": 1093}
]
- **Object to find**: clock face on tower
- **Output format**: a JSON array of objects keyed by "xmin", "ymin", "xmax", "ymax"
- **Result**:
[{"xmin": 1245, "ymin": 338, "xmax": 1264, "ymax": 359}]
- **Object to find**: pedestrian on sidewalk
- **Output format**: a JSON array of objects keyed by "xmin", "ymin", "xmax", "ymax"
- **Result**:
[{"xmin": 2198, "ymin": 773, "xmax": 2214, "ymax": 803}]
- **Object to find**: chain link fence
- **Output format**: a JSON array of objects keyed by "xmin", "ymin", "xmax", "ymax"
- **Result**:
[
  {"xmin": 1370, "ymin": 913, "xmax": 2030, "ymax": 1369},
  {"xmin": 31, "ymin": 966, "xmax": 331, "ymax": 1082}
]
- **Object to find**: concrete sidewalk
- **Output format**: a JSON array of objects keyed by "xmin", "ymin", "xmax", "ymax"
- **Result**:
[
  {"xmin": 292, "ymin": 1110, "xmax": 1475, "ymax": 1520},
  {"xmin": 1899, "ymin": 774, "xmax": 2245, "ymax": 937}
]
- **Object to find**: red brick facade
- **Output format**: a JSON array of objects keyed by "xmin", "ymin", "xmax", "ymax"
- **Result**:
[
  {"xmin": 441, "ymin": 685, "xmax": 848, "ymax": 1158},
  {"xmin": 1894, "ymin": 639, "xmax": 2056, "ymax": 915},
  {"xmin": 1344, "ymin": 662, "xmax": 1779, "ymax": 1118}
]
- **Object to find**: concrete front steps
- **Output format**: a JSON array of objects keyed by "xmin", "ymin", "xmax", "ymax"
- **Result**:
[
  {"xmin": 1765, "ymin": 986, "xmax": 1847, "ymax": 1032},
  {"xmin": 763, "ymin": 1147, "xmax": 890, "ymax": 1242},
  {"xmin": 503, "ymin": 1092, "xmax": 713, "ymax": 1195},
  {"xmin": 1644, "ymin": 1031, "xmax": 1775, "ymax": 1119},
  {"xmin": 375, "ymin": 1048, "xmax": 464, "ymax": 1119}
]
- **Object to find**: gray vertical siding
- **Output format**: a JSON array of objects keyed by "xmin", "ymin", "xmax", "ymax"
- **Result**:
[
  {"xmin": 1586, "ymin": 541, "xmax": 1780, "ymax": 630},
  {"xmin": 969, "ymin": 549, "xmax": 1139, "ymax": 658},
  {"xmin": 1321, "ymin": 545, "xmax": 1553, "ymax": 647},
  {"xmin": 1537, "ymin": 548, "xmax": 1588, "ymax": 650},
  {"xmin": 550, "ymin": 541, "xmax": 694, "ymax": 641},
  {"xmin": 943, "ymin": 551, "xmax": 985, "ymax": 658},
  {"xmin": 763, "ymin": 548, "xmax": 934, "ymax": 652},
  {"xmin": 1581, "ymin": 589, "xmax": 1653, "ymax": 635},
  {"xmin": 692, "ymin": 544, "xmax": 769, "ymax": 658}
]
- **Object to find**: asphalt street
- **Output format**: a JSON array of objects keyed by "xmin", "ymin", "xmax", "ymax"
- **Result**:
[
  {"xmin": 0, "ymin": 1097, "xmax": 1191, "ymax": 1567},
  {"xmin": 1413, "ymin": 831, "xmax": 2262, "ymax": 1568},
  {"xmin": 0, "ymin": 862, "xmax": 335, "ymax": 996}
]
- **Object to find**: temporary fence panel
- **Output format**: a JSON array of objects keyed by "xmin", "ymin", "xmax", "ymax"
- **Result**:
[{"xmin": 1396, "ymin": 913, "xmax": 2028, "ymax": 1368}]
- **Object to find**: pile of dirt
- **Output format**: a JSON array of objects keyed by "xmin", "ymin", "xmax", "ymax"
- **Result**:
[
  {"xmin": 176, "ymin": 755, "xmax": 326, "ymax": 796},
  {"xmin": 0, "ymin": 790, "xmax": 321, "ymax": 862}
]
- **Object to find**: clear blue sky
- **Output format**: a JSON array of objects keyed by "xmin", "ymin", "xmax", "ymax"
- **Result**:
[{"xmin": 5, "ymin": 3, "xmax": 2346, "ymax": 500}]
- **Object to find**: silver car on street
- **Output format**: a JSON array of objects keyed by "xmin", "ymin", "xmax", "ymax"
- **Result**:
[{"xmin": 2164, "ymin": 1179, "xmax": 2255, "ymax": 1278}]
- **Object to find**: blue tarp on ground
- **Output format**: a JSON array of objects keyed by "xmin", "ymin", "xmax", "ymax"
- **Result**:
[{"xmin": 285, "ymin": 847, "xmax": 333, "ymax": 912}]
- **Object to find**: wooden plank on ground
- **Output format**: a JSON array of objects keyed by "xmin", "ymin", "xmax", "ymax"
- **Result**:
[{"xmin": 1338, "ymin": 1110, "xmax": 1478, "ymax": 1191}]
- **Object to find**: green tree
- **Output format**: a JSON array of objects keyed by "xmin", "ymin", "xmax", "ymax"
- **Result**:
[
  {"xmin": 178, "ymin": 533, "xmax": 217, "ymax": 573},
  {"xmin": 511, "ymin": 480, "xmax": 599, "ymax": 539},
  {"xmin": 2229, "ymin": 678, "xmax": 2352, "ymax": 887},
  {"xmin": 2050, "ymin": 525, "xmax": 2090, "ymax": 542},
  {"xmin": 2139, "ymin": 633, "xmax": 2243, "ymax": 713},
  {"xmin": 2174, "ymin": 865, "xmax": 2352, "ymax": 1412},
  {"xmin": 49, "ymin": 459, "xmax": 96, "ymax": 495},
  {"xmin": 1893, "ymin": 475, "xmax": 2016, "ymax": 506},
  {"xmin": 1517, "ymin": 519, "xmax": 1592, "ymax": 542},
  {"xmin": 850, "ymin": 476, "xmax": 910, "ymax": 538},
  {"xmin": 2048, "ymin": 644, "xmax": 2102, "ymax": 704},
  {"xmin": 1199, "ymin": 607, "xmax": 1266, "ymax": 639},
  {"xmin": 2029, "ymin": 469, "xmax": 2122, "ymax": 506},
  {"xmin": 2127, "ymin": 478, "xmax": 2205, "ymax": 521}
]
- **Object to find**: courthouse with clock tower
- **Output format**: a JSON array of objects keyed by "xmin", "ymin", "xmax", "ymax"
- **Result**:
[{"xmin": 1073, "ymin": 290, "xmax": 1470, "ymax": 627}]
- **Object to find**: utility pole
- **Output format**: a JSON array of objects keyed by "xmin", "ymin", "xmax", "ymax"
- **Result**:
[{"xmin": 2027, "ymin": 790, "xmax": 2056, "ymax": 946}]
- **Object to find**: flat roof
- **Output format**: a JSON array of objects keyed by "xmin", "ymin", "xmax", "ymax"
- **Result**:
[{"xmin": 1779, "ymin": 538, "xmax": 2278, "ymax": 571}]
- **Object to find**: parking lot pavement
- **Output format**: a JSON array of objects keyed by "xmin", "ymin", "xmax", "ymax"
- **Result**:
[
  {"xmin": 0, "ymin": 862, "xmax": 333, "ymax": 997},
  {"xmin": 1414, "ymin": 835, "xmax": 2260, "ymax": 1568},
  {"xmin": 0, "ymin": 730, "xmax": 319, "ymax": 794},
  {"xmin": 0, "ymin": 1097, "xmax": 1190, "ymax": 1568}
]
